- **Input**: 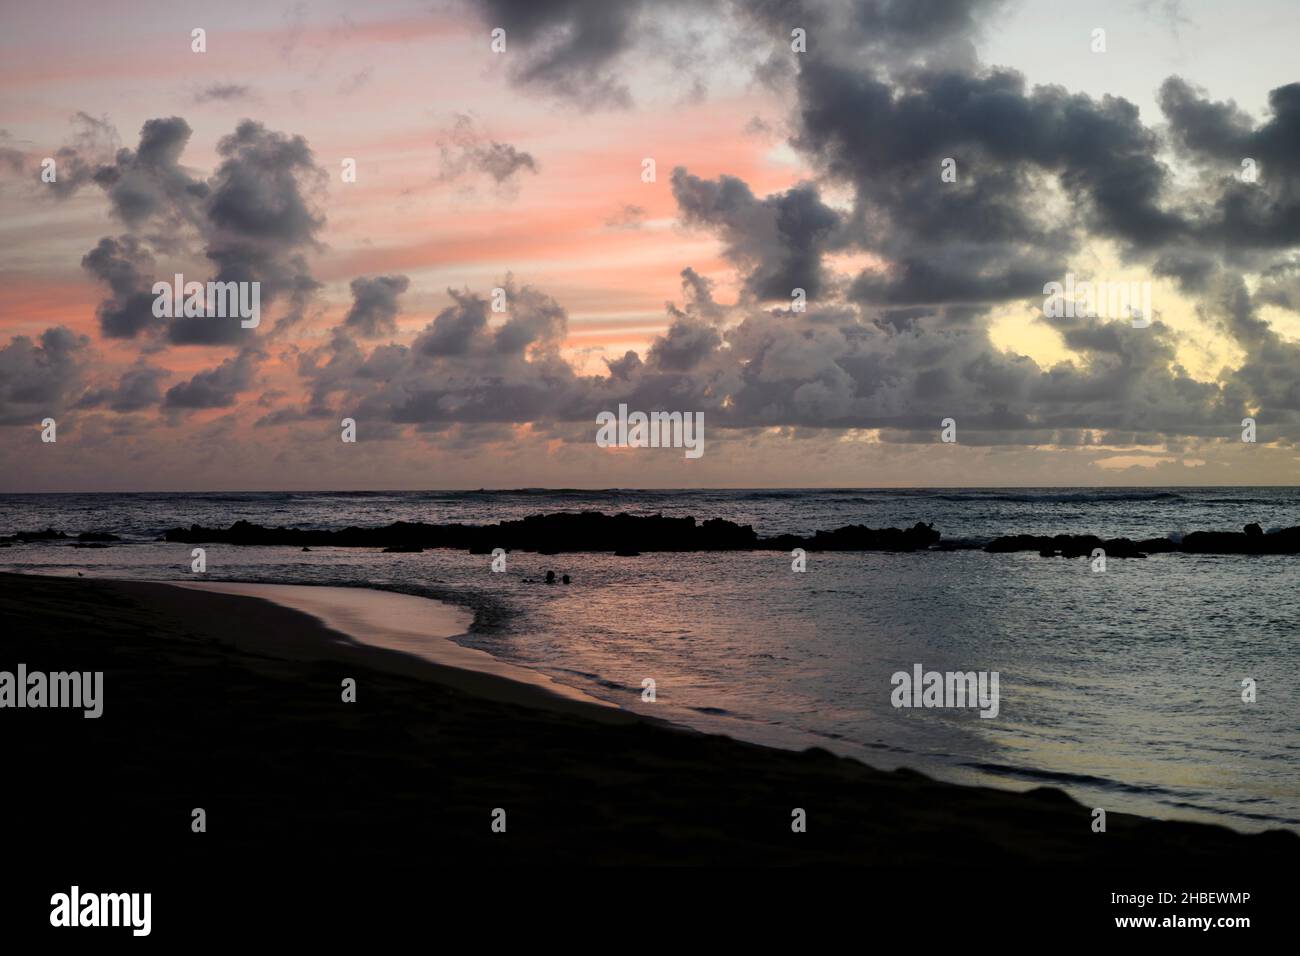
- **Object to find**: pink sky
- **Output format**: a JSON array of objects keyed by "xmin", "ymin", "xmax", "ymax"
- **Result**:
[{"xmin": 2, "ymin": 0, "xmax": 1297, "ymax": 490}]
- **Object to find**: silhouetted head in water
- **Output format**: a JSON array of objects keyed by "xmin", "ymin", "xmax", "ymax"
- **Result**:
[
  {"xmin": 562, "ymin": 574, "xmax": 570, "ymax": 585},
  {"xmin": 545, "ymin": 570, "xmax": 556, "ymax": 584}
]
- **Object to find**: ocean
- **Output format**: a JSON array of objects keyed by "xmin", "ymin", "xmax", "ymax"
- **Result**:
[{"xmin": 2, "ymin": 487, "xmax": 1297, "ymax": 831}]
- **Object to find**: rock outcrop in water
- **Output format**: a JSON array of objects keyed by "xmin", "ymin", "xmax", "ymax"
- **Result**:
[
  {"xmin": 8, "ymin": 515, "xmax": 1298, "ymax": 556},
  {"xmin": 0, "ymin": 528, "xmax": 121, "ymax": 544},
  {"xmin": 984, "ymin": 524, "xmax": 1300, "ymax": 557},
  {"xmin": 157, "ymin": 513, "xmax": 942, "ymax": 553}
]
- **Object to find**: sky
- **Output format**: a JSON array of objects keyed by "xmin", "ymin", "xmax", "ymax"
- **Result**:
[{"xmin": 1, "ymin": 0, "xmax": 1298, "ymax": 491}]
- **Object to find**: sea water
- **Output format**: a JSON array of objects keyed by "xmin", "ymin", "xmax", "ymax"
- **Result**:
[{"xmin": 2, "ymin": 487, "xmax": 1296, "ymax": 831}]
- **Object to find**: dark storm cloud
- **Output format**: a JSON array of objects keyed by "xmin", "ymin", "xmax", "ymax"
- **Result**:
[
  {"xmin": 471, "ymin": 0, "xmax": 713, "ymax": 108},
  {"xmin": 77, "ymin": 117, "xmax": 326, "ymax": 348},
  {"xmin": 415, "ymin": 290, "xmax": 490, "ymax": 358},
  {"xmin": 205, "ymin": 121, "xmax": 323, "ymax": 246},
  {"xmin": 847, "ymin": 0, "xmax": 997, "ymax": 50},
  {"xmin": 77, "ymin": 364, "xmax": 170, "ymax": 412},
  {"xmin": 671, "ymin": 168, "xmax": 845, "ymax": 301},
  {"xmin": 407, "ymin": 282, "xmax": 567, "ymax": 362},
  {"xmin": 299, "ymin": 282, "xmax": 588, "ymax": 426},
  {"xmin": 94, "ymin": 116, "xmax": 209, "ymax": 232},
  {"xmin": 80, "ymin": 236, "xmax": 162, "ymax": 339},
  {"xmin": 670, "ymin": 267, "xmax": 726, "ymax": 323},
  {"xmin": 47, "ymin": 0, "xmax": 1300, "ymax": 451},
  {"xmin": 344, "ymin": 275, "xmax": 411, "ymax": 338},
  {"xmin": 1255, "ymin": 257, "xmax": 1300, "ymax": 311},
  {"xmin": 266, "ymin": 0, "xmax": 1300, "ymax": 448},
  {"xmin": 648, "ymin": 318, "xmax": 722, "ymax": 372},
  {"xmin": 287, "ymin": 271, "xmax": 1253, "ymax": 445},
  {"xmin": 1152, "ymin": 248, "xmax": 1220, "ymax": 292},
  {"xmin": 605, "ymin": 350, "xmax": 643, "ymax": 380},
  {"xmin": 744, "ymin": 0, "xmax": 1001, "ymax": 60},
  {"xmin": 493, "ymin": 284, "xmax": 567, "ymax": 354},
  {"xmin": 467, "ymin": 0, "xmax": 1004, "ymax": 107},
  {"xmin": 740, "ymin": 0, "xmax": 1003, "ymax": 90},
  {"xmin": 0, "ymin": 327, "xmax": 90, "ymax": 426},
  {"xmin": 1204, "ymin": 273, "xmax": 1300, "ymax": 427},
  {"xmin": 1158, "ymin": 78, "xmax": 1300, "ymax": 253},
  {"xmin": 790, "ymin": 62, "xmax": 1186, "ymax": 306},
  {"xmin": 1159, "ymin": 78, "xmax": 1300, "ymax": 173},
  {"xmin": 162, "ymin": 348, "xmax": 261, "ymax": 410}
]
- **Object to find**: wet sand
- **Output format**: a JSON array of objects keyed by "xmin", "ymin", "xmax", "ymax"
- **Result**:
[{"xmin": 173, "ymin": 580, "xmax": 615, "ymax": 709}]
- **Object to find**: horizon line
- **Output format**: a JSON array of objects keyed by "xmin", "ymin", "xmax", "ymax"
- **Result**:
[{"xmin": 2, "ymin": 484, "xmax": 1298, "ymax": 496}]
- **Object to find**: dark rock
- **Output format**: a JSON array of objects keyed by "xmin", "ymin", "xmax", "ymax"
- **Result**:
[
  {"xmin": 0, "ymin": 528, "xmax": 69, "ymax": 544},
  {"xmin": 765, "ymin": 521, "xmax": 940, "ymax": 552},
  {"xmin": 986, "ymin": 524, "xmax": 1300, "ymax": 557},
  {"xmin": 1181, "ymin": 526, "xmax": 1300, "ymax": 554},
  {"xmin": 143, "ymin": 513, "xmax": 1300, "ymax": 558}
]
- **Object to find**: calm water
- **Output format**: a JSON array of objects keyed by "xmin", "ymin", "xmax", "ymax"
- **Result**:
[{"xmin": 2, "ymin": 488, "xmax": 1297, "ymax": 831}]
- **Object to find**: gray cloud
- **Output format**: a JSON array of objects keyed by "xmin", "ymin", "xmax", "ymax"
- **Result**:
[
  {"xmin": 1159, "ymin": 78, "xmax": 1300, "ymax": 256},
  {"xmin": 0, "ymin": 129, "xmax": 25, "ymax": 177},
  {"xmin": 471, "ymin": 0, "xmax": 717, "ymax": 108},
  {"xmin": 672, "ymin": 168, "xmax": 845, "ymax": 301},
  {"xmin": 287, "ymin": 272, "xmax": 1261, "ymax": 445},
  {"xmin": 344, "ymin": 275, "xmax": 411, "ymax": 338},
  {"xmin": 93, "ymin": 116, "xmax": 208, "ymax": 232},
  {"xmin": 38, "ymin": 112, "xmax": 119, "ymax": 201},
  {"xmin": 0, "ymin": 327, "xmax": 90, "ymax": 426},
  {"xmin": 163, "ymin": 348, "xmax": 261, "ymax": 411},
  {"xmin": 605, "ymin": 203, "xmax": 647, "ymax": 229},
  {"xmin": 77, "ymin": 117, "xmax": 326, "ymax": 347},
  {"xmin": 279, "ymin": 0, "xmax": 1298, "ymax": 446},
  {"xmin": 436, "ymin": 113, "xmax": 538, "ymax": 189},
  {"xmin": 77, "ymin": 363, "xmax": 170, "ymax": 412},
  {"xmin": 80, "ymin": 236, "xmax": 162, "ymax": 339},
  {"xmin": 40, "ymin": 2, "xmax": 1300, "ymax": 454},
  {"xmin": 193, "ymin": 84, "xmax": 256, "ymax": 104}
]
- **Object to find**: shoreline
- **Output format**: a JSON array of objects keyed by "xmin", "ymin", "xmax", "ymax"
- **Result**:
[
  {"xmin": 7, "ymin": 567, "xmax": 1297, "ymax": 833},
  {"xmin": 170, "ymin": 580, "xmax": 615, "ymax": 710},
  {"xmin": 2, "ymin": 570, "xmax": 1296, "ymax": 869},
  {"xmin": 109, "ymin": 577, "xmax": 634, "ymax": 725},
  {"xmin": 153, "ymin": 578, "xmax": 1300, "ymax": 834}
]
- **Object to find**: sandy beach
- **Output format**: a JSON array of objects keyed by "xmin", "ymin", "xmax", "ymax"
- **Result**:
[{"xmin": 3, "ymin": 570, "xmax": 1294, "ymax": 882}]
